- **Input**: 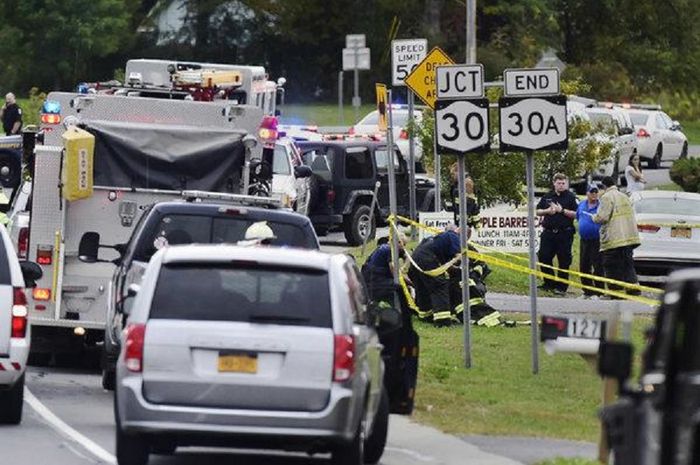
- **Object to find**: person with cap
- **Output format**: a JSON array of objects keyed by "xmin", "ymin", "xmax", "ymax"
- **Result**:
[
  {"xmin": 535, "ymin": 173, "xmax": 579, "ymax": 295},
  {"xmin": 408, "ymin": 227, "xmax": 462, "ymax": 327},
  {"xmin": 0, "ymin": 93, "xmax": 22, "ymax": 136},
  {"xmin": 591, "ymin": 176, "xmax": 641, "ymax": 296},
  {"xmin": 576, "ymin": 184, "xmax": 604, "ymax": 298}
]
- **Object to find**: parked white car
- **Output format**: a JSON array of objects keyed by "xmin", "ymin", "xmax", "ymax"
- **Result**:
[
  {"xmin": 271, "ymin": 138, "xmax": 312, "ymax": 215},
  {"xmin": 631, "ymin": 190, "xmax": 700, "ymax": 283},
  {"xmin": 622, "ymin": 109, "xmax": 688, "ymax": 169},
  {"xmin": 0, "ymin": 225, "xmax": 42, "ymax": 424},
  {"xmin": 585, "ymin": 107, "xmax": 638, "ymax": 180},
  {"xmin": 350, "ymin": 105, "xmax": 424, "ymax": 166}
]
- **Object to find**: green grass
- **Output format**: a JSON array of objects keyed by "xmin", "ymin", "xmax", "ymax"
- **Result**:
[
  {"xmin": 411, "ymin": 316, "xmax": 651, "ymax": 442},
  {"xmin": 651, "ymin": 182, "xmax": 682, "ymax": 191},
  {"xmin": 535, "ymin": 459, "xmax": 600, "ymax": 465},
  {"xmin": 681, "ymin": 120, "xmax": 700, "ymax": 145},
  {"xmin": 279, "ymin": 103, "xmax": 376, "ymax": 127}
]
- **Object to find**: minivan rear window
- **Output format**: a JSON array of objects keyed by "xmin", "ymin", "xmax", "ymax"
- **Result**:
[{"xmin": 149, "ymin": 264, "xmax": 332, "ymax": 327}]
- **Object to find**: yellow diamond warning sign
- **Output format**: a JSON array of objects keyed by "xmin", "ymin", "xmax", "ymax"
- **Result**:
[{"xmin": 404, "ymin": 46, "xmax": 455, "ymax": 109}]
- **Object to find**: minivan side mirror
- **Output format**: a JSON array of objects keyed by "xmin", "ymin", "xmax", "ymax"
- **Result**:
[
  {"xmin": 598, "ymin": 341, "xmax": 633, "ymax": 382},
  {"xmin": 671, "ymin": 120, "xmax": 682, "ymax": 131},
  {"xmin": 19, "ymin": 261, "xmax": 43, "ymax": 288},
  {"xmin": 294, "ymin": 165, "xmax": 313, "ymax": 178}
]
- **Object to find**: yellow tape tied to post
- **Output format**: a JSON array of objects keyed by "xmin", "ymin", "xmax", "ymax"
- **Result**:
[{"xmin": 62, "ymin": 126, "xmax": 95, "ymax": 201}]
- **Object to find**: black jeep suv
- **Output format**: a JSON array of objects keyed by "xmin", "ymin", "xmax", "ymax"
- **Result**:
[{"xmin": 298, "ymin": 141, "xmax": 435, "ymax": 245}]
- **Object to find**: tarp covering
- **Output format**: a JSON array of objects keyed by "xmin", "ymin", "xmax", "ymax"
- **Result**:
[{"xmin": 85, "ymin": 120, "xmax": 246, "ymax": 191}]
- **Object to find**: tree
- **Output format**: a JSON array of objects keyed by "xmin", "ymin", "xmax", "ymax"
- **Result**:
[{"xmin": 0, "ymin": 0, "xmax": 138, "ymax": 93}]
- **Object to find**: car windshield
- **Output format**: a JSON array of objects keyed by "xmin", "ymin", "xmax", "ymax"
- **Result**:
[
  {"xmin": 150, "ymin": 264, "xmax": 331, "ymax": 327},
  {"xmin": 634, "ymin": 197, "xmax": 700, "ymax": 216},
  {"xmin": 135, "ymin": 214, "xmax": 313, "ymax": 261},
  {"xmin": 629, "ymin": 112, "xmax": 650, "ymax": 126}
]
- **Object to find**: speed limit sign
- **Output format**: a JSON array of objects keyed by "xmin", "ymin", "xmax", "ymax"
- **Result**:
[{"xmin": 435, "ymin": 99, "xmax": 490, "ymax": 154}]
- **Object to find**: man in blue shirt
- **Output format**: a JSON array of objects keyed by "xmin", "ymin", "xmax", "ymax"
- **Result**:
[{"xmin": 576, "ymin": 184, "xmax": 604, "ymax": 297}]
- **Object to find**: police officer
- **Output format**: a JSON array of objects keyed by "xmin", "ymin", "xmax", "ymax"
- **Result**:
[
  {"xmin": 535, "ymin": 173, "xmax": 578, "ymax": 295},
  {"xmin": 408, "ymin": 228, "xmax": 461, "ymax": 327},
  {"xmin": 362, "ymin": 235, "xmax": 406, "ymax": 303},
  {"xmin": 1, "ymin": 93, "xmax": 22, "ymax": 136}
]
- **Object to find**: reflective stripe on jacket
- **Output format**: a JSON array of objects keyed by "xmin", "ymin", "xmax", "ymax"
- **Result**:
[{"xmin": 592, "ymin": 186, "xmax": 640, "ymax": 252}]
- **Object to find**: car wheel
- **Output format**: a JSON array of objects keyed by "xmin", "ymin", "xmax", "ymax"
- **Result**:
[
  {"xmin": 0, "ymin": 374, "xmax": 25, "ymax": 424},
  {"xmin": 681, "ymin": 142, "xmax": 688, "ymax": 159},
  {"xmin": 331, "ymin": 412, "xmax": 365, "ymax": 465},
  {"xmin": 364, "ymin": 388, "xmax": 389, "ymax": 465},
  {"xmin": 116, "ymin": 425, "xmax": 150, "ymax": 465},
  {"xmin": 650, "ymin": 145, "xmax": 662, "ymax": 169},
  {"xmin": 343, "ymin": 204, "xmax": 376, "ymax": 246}
]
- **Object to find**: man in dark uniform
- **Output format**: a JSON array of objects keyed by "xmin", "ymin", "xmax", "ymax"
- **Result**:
[
  {"xmin": 535, "ymin": 173, "xmax": 579, "ymax": 295},
  {"xmin": 408, "ymin": 228, "xmax": 461, "ymax": 327},
  {"xmin": 1, "ymin": 93, "xmax": 22, "ymax": 136}
]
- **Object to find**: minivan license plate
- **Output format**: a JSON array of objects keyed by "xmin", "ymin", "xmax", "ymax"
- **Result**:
[{"xmin": 218, "ymin": 352, "xmax": 258, "ymax": 373}]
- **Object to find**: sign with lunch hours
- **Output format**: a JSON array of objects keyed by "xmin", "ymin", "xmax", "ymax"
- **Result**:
[{"xmin": 417, "ymin": 210, "xmax": 544, "ymax": 253}]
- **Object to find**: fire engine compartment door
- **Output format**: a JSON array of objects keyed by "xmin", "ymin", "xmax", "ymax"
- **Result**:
[{"xmin": 85, "ymin": 120, "xmax": 247, "ymax": 192}]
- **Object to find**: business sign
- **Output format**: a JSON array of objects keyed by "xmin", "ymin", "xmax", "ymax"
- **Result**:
[
  {"xmin": 499, "ymin": 95, "xmax": 568, "ymax": 152},
  {"xmin": 391, "ymin": 39, "xmax": 428, "ymax": 86},
  {"xmin": 404, "ymin": 47, "xmax": 455, "ymax": 109},
  {"xmin": 503, "ymin": 68, "xmax": 560, "ymax": 96},
  {"xmin": 471, "ymin": 209, "xmax": 544, "ymax": 253},
  {"xmin": 417, "ymin": 211, "xmax": 454, "ymax": 240}
]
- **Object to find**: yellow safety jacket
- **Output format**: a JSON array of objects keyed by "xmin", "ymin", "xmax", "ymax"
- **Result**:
[{"xmin": 592, "ymin": 186, "xmax": 640, "ymax": 252}]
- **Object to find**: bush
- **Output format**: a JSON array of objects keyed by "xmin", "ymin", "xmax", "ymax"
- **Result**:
[{"xmin": 669, "ymin": 158, "xmax": 700, "ymax": 193}]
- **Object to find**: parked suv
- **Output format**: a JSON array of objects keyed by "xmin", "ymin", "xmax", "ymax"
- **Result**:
[
  {"xmin": 0, "ymin": 225, "xmax": 42, "ymax": 424},
  {"xmin": 585, "ymin": 106, "xmax": 638, "ymax": 182},
  {"xmin": 115, "ymin": 246, "xmax": 388, "ymax": 465},
  {"xmin": 78, "ymin": 200, "xmax": 319, "ymax": 390},
  {"xmin": 298, "ymin": 140, "xmax": 435, "ymax": 245}
]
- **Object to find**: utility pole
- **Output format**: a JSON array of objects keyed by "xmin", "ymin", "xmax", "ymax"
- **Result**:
[{"xmin": 466, "ymin": 0, "xmax": 477, "ymax": 64}]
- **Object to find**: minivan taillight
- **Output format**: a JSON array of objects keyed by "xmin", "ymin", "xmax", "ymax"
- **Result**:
[
  {"xmin": 11, "ymin": 288, "xmax": 28, "ymax": 338},
  {"xmin": 124, "ymin": 323, "xmax": 146, "ymax": 372},
  {"xmin": 17, "ymin": 227, "xmax": 29, "ymax": 259},
  {"xmin": 333, "ymin": 334, "xmax": 355, "ymax": 382}
]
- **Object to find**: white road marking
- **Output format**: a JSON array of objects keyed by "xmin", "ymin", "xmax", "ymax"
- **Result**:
[{"xmin": 25, "ymin": 387, "xmax": 116, "ymax": 464}]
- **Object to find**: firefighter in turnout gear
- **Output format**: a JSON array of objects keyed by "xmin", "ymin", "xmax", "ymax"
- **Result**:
[
  {"xmin": 449, "ymin": 245, "xmax": 500, "ymax": 325},
  {"xmin": 448, "ymin": 165, "xmax": 481, "ymax": 229},
  {"xmin": 408, "ymin": 228, "xmax": 462, "ymax": 327}
]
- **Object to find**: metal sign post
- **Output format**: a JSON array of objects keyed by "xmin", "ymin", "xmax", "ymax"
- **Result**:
[
  {"xmin": 525, "ymin": 151, "xmax": 539, "ymax": 374},
  {"xmin": 408, "ymin": 92, "xmax": 418, "ymax": 235},
  {"xmin": 386, "ymin": 90, "xmax": 401, "ymax": 295},
  {"xmin": 434, "ymin": 64, "xmax": 489, "ymax": 369},
  {"xmin": 498, "ymin": 67, "xmax": 568, "ymax": 375},
  {"xmin": 342, "ymin": 34, "xmax": 371, "ymax": 123}
]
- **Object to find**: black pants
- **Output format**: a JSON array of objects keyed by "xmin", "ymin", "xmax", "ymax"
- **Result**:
[
  {"xmin": 602, "ymin": 246, "xmax": 639, "ymax": 297},
  {"xmin": 408, "ymin": 246, "xmax": 451, "ymax": 324},
  {"xmin": 538, "ymin": 229, "xmax": 574, "ymax": 291},
  {"xmin": 580, "ymin": 238, "xmax": 604, "ymax": 295}
]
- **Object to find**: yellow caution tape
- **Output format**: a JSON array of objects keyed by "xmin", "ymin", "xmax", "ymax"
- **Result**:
[{"xmin": 388, "ymin": 215, "xmax": 662, "ymax": 306}]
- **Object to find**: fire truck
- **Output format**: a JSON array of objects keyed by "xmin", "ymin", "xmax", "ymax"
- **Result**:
[{"xmin": 20, "ymin": 92, "xmax": 271, "ymax": 358}]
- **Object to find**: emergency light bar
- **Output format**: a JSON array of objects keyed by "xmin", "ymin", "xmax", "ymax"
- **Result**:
[{"xmin": 181, "ymin": 190, "xmax": 282, "ymax": 208}]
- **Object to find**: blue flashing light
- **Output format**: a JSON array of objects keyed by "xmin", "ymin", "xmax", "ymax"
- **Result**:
[
  {"xmin": 41, "ymin": 100, "xmax": 62, "ymax": 115},
  {"xmin": 76, "ymin": 82, "xmax": 89, "ymax": 94}
]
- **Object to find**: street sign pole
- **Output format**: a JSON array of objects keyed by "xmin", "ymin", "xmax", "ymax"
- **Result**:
[
  {"xmin": 526, "ymin": 150, "xmax": 539, "ymax": 374},
  {"xmin": 353, "ymin": 61, "xmax": 360, "ymax": 123},
  {"xmin": 387, "ymin": 90, "xmax": 401, "ymax": 299},
  {"xmin": 458, "ymin": 156, "xmax": 471, "ymax": 368},
  {"xmin": 338, "ymin": 71, "xmax": 344, "ymax": 126},
  {"xmin": 434, "ymin": 140, "xmax": 441, "ymax": 212},
  {"xmin": 408, "ymin": 91, "xmax": 417, "ymax": 238}
]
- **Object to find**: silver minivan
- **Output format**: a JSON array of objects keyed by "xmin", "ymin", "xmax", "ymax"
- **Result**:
[{"xmin": 114, "ymin": 245, "xmax": 388, "ymax": 465}]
